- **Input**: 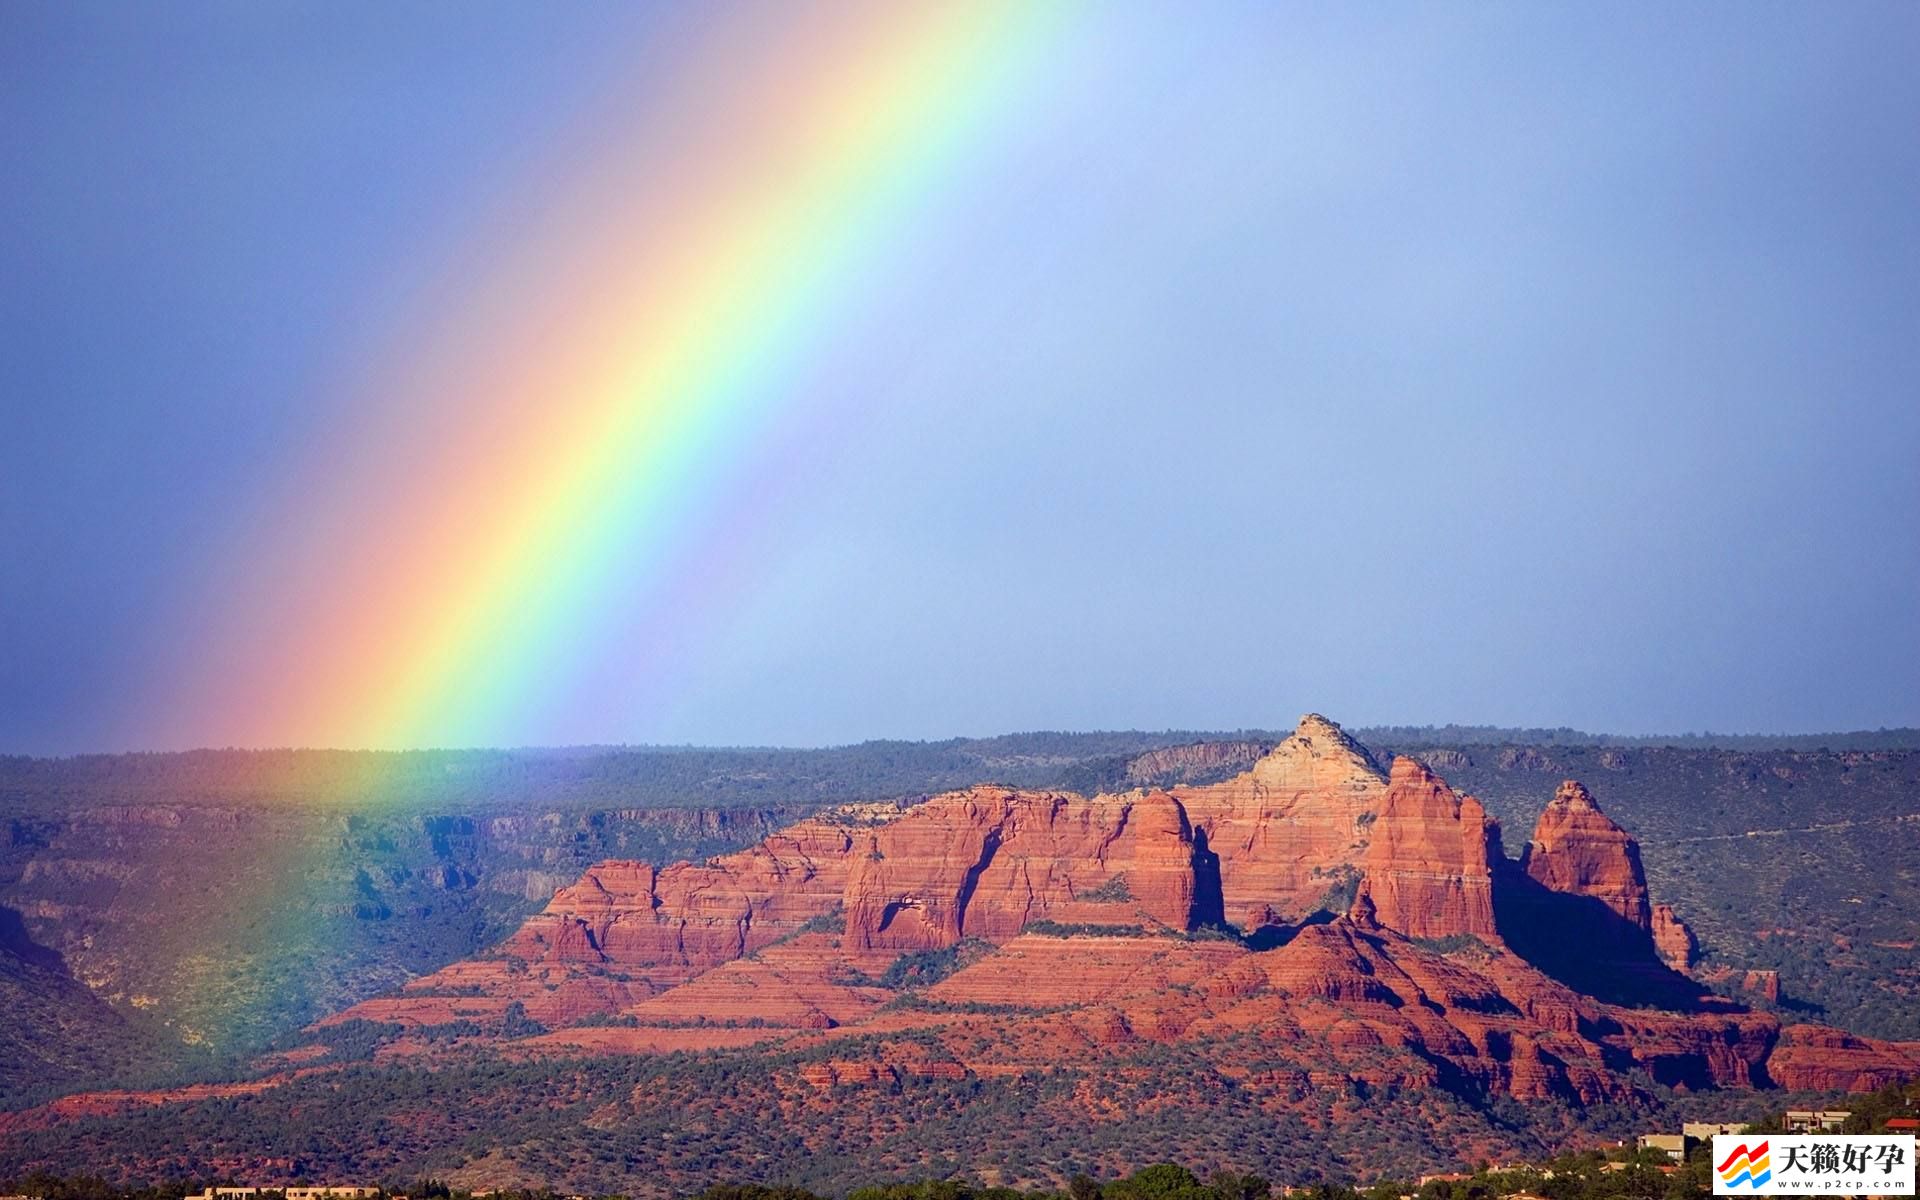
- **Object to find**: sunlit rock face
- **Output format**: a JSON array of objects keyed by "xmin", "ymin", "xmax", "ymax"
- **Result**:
[
  {"xmin": 1172, "ymin": 713, "xmax": 1388, "ymax": 929},
  {"xmin": 844, "ymin": 787, "xmax": 1206, "ymax": 957},
  {"xmin": 1520, "ymin": 780, "xmax": 1652, "ymax": 930},
  {"xmin": 1349, "ymin": 757, "xmax": 1501, "ymax": 942}
]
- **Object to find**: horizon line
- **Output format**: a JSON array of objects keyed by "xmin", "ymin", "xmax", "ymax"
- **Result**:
[{"xmin": 6, "ymin": 720, "xmax": 1919, "ymax": 763}]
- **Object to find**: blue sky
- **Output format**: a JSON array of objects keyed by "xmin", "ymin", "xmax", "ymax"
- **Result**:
[{"xmin": 3, "ymin": 3, "xmax": 1917, "ymax": 753}]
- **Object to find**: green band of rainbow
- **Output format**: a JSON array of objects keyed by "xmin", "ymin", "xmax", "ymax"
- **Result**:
[{"xmin": 162, "ymin": 1, "xmax": 1081, "ymax": 751}]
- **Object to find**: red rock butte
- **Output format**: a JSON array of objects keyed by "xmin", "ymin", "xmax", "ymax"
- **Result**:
[
  {"xmin": 1348, "ymin": 757, "xmax": 1499, "ymax": 941},
  {"xmin": 299, "ymin": 712, "xmax": 1920, "ymax": 1104},
  {"xmin": 1521, "ymin": 779, "xmax": 1652, "ymax": 931}
]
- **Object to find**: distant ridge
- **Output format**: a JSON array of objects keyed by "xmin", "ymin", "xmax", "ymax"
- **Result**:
[
  {"xmin": 7, "ymin": 724, "xmax": 1915, "ymax": 765},
  {"xmin": 1355, "ymin": 724, "xmax": 1920, "ymax": 752},
  {"xmin": 4, "ymin": 727, "xmax": 1915, "ymax": 813}
]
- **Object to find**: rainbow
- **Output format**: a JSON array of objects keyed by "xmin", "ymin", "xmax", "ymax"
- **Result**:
[{"xmin": 154, "ymin": 1, "xmax": 1081, "ymax": 751}]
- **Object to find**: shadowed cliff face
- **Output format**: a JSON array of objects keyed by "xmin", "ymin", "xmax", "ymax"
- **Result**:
[
  {"xmin": 1493, "ymin": 865, "xmax": 1708, "ymax": 1010},
  {"xmin": 0, "ymin": 904, "xmax": 172, "ymax": 1107},
  {"xmin": 1520, "ymin": 781, "xmax": 1652, "ymax": 929},
  {"xmin": 1491, "ymin": 781, "xmax": 1706, "ymax": 1008},
  {"xmin": 1370, "ymin": 742, "xmax": 1920, "ymax": 1041},
  {"xmin": 0, "ymin": 904, "xmax": 63, "ymax": 973},
  {"xmin": 1190, "ymin": 827, "xmax": 1226, "ymax": 928}
]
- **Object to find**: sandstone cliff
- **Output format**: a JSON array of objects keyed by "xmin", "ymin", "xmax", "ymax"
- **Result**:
[
  {"xmin": 311, "ymin": 716, "xmax": 1920, "ymax": 1117},
  {"xmin": 1125, "ymin": 740, "xmax": 1272, "ymax": 787},
  {"xmin": 1492, "ymin": 780, "xmax": 1696, "ymax": 1007},
  {"xmin": 1519, "ymin": 781, "xmax": 1652, "ymax": 930},
  {"xmin": 1348, "ymin": 758, "xmax": 1501, "ymax": 942},
  {"xmin": 843, "ymin": 787, "xmax": 1206, "ymax": 958},
  {"xmin": 503, "ymin": 811, "xmax": 871, "ymax": 981},
  {"xmin": 331, "ymin": 804, "xmax": 897, "ymax": 1027},
  {"xmin": 1652, "ymin": 903, "xmax": 1698, "ymax": 970},
  {"xmin": 1172, "ymin": 714, "xmax": 1386, "ymax": 928}
]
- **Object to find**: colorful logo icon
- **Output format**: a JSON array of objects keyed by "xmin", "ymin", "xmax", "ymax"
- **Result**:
[{"xmin": 1719, "ymin": 1141, "xmax": 1774, "ymax": 1189}]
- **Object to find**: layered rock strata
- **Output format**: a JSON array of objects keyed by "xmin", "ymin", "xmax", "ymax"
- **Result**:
[
  {"xmin": 1171, "ymin": 714, "xmax": 1387, "ymax": 928},
  {"xmin": 1653, "ymin": 903, "xmax": 1698, "ymax": 970},
  {"xmin": 308, "ymin": 713, "xmax": 1920, "ymax": 1111},
  {"xmin": 1349, "ymin": 758, "xmax": 1501, "ymax": 941},
  {"xmin": 1519, "ymin": 781, "xmax": 1652, "ymax": 930},
  {"xmin": 844, "ymin": 787, "xmax": 1207, "ymax": 957}
]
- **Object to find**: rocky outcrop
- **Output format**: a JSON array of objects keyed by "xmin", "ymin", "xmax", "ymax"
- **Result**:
[
  {"xmin": 332, "ymin": 785, "xmax": 1221, "ymax": 1026},
  {"xmin": 1652, "ymin": 903, "xmax": 1697, "ymax": 970},
  {"xmin": 919, "ymin": 931, "xmax": 1245, "ymax": 1010},
  {"xmin": 1349, "ymin": 758, "xmax": 1500, "ymax": 942},
  {"xmin": 1173, "ymin": 714, "xmax": 1387, "ymax": 928},
  {"xmin": 838, "ymin": 915, "xmax": 1808, "ymax": 1104},
  {"xmin": 620, "ymin": 934, "xmax": 891, "ymax": 1030},
  {"xmin": 844, "ymin": 788, "xmax": 1207, "ymax": 957},
  {"xmin": 1745, "ymin": 970, "xmax": 1782, "ymax": 1004},
  {"xmin": 305, "ymin": 722, "xmax": 1920, "ymax": 1122},
  {"xmin": 24, "ymin": 726, "xmax": 1920, "ymax": 1185},
  {"xmin": 329, "ymin": 805, "xmax": 900, "ymax": 1028},
  {"xmin": 1699, "ymin": 966, "xmax": 1782, "ymax": 1004},
  {"xmin": 1519, "ymin": 781, "xmax": 1651, "ymax": 930},
  {"xmin": 1766, "ymin": 1026, "xmax": 1920, "ymax": 1091},
  {"xmin": 1415, "ymin": 749, "xmax": 1473, "ymax": 772},
  {"xmin": 1492, "ymin": 780, "xmax": 1701, "ymax": 1008},
  {"xmin": 1125, "ymin": 741, "xmax": 1272, "ymax": 787},
  {"xmin": 501, "ymin": 814, "xmax": 870, "ymax": 984}
]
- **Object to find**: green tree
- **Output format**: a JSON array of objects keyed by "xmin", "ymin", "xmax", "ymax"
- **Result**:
[{"xmin": 1209, "ymin": 1171, "xmax": 1271, "ymax": 1200}]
